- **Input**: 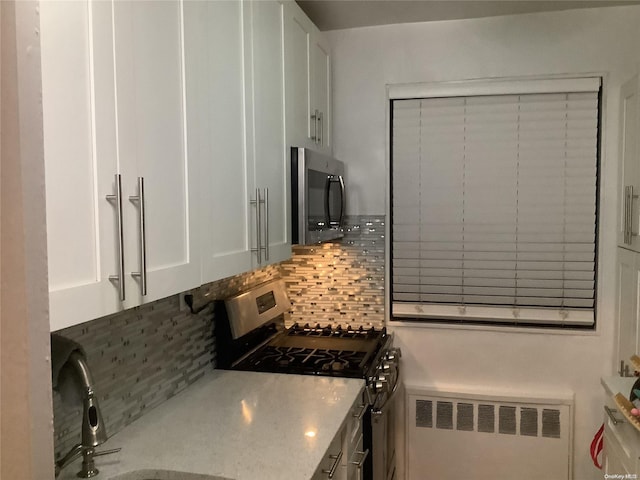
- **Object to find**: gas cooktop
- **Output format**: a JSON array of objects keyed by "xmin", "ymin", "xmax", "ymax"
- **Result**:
[{"xmin": 230, "ymin": 323, "xmax": 386, "ymax": 377}]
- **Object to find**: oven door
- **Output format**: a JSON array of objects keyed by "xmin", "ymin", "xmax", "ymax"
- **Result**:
[{"xmin": 371, "ymin": 365, "xmax": 401, "ymax": 480}]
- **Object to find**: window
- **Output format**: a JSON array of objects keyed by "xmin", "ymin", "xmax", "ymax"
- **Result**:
[{"xmin": 390, "ymin": 78, "xmax": 600, "ymax": 327}]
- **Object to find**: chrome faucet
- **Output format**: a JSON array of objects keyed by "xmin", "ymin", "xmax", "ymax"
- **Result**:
[{"xmin": 55, "ymin": 352, "xmax": 120, "ymax": 478}]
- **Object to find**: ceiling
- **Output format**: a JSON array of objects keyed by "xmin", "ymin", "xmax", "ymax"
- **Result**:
[{"xmin": 296, "ymin": 0, "xmax": 640, "ymax": 31}]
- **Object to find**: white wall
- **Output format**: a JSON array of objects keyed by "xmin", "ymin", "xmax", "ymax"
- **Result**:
[
  {"xmin": 327, "ymin": 6, "xmax": 640, "ymax": 480},
  {"xmin": 1, "ymin": 1, "xmax": 55, "ymax": 478}
]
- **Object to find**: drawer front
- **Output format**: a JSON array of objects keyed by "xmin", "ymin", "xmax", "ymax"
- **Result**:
[
  {"xmin": 346, "ymin": 389, "xmax": 367, "ymax": 449},
  {"xmin": 604, "ymin": 431, "xmax": 636, "ymax": 475},
  {"xmin": 347, "ymin": 434, "xmax": 367, "ymax": 480},
  {"xmin": 604, "ymin": 394, "xmax": 640, "ymax": 461},
  {"xmin": 313, "ymin": 430, "xmax": 345, "ymax": 480}
]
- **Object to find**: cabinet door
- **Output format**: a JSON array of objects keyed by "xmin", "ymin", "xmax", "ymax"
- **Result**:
[
  {"xmin": 41, "ymin": 1, "xmax": 123, "ymax": 330},
  {"xmin": 284, "ymin": 2, "xmax": 315, "ymax": 149},
  {"xmin": 185, "ymin": 0, "xmax": 253, "ymax": 283},
  {"xmin": 603, "ymin": 440, "xmax": 632, "ymax": 476},
  {"xmin": 616, "ymin": 247, "xmax": 640, "ymax": 373},
  {"xmin": 246, "ymin": 0, "xmax": 291, "ymax": 267},
  {"xmin": 619, "ymin": 74, "xmax": 640, "ymax": 250},
  {"xmin": 311, "ymin": 34, "xmax": 332, "ymax": 154},
  {"xmin": 283, "ymin": 1, "xmax": 331, "ymax": 154},
  {"xmin": 112, "ymin": 0, "xmax": 200, "ymax": 305}
]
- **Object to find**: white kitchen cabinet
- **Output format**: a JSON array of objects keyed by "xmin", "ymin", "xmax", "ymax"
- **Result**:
[
  {"xmin": 185, "ymin": 0, "xmax": 290, "ymax": 284},
  {"xmin": 601, "ymin": 377, "xmax": 640, "ymax": 476},
  {"xmin": 312, "ymin": 387, "xmax": 367, "ymax": 480},
  {"xmin": 41, "ymin": 1, "xmax": 123, "ymax": 330},
  {"xmin": 618, "ymin": 74, "xmax": 640, "ymax": 250},
  {"xmin": 184, "ymin": 1, "xmax": 254, "ymax": 283},
  {"xmin": 112, "ymin": 0, "xmax": 200, "ymax": 307},
  {"xmin": 615, "ymin": 247, "xmax": 640, "ymax": 375},
  {"xmin": 42, "ymin": 0, "xmax": 199, "ymax": 330},
  {"xmin": 284, "ymin": 1, "xmax": 332, "ymax": 154},
  {"xmin": 43, "ymin": 0, "xmax": 295, "ymax": 329},
  {"xmin": 245, "ymin": 0, "xmax": 291, "ymax": 268}
]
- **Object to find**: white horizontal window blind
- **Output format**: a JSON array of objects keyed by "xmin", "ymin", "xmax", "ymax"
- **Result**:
[{"xmin": 391, "ymin": 82, "xmax": 599, "ymax": 327}]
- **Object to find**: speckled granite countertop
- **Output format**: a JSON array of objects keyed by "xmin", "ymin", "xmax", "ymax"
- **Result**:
[{"xmin": 58, "ymin": 370, "xmax": 365, "ymax": 480}]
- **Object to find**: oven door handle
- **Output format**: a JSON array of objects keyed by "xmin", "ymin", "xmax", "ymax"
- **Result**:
[{"xmin": 372, "ymin": 363, "xmax": 401, "ymax": 417}]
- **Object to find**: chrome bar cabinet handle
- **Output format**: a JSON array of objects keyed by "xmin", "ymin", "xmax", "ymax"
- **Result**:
[
  {"xmin": 264, "ymin": 188, "xmax": 269, "ymax": 261},
  {"xmin": 316, "ymin": 109, "xmax": 321, "ymax": 145},
  {"xmin": 625, "ymin": 185, "xmax": 631, "ymax": 244},
  {"xmin": 106, "ymin": 174, "xmax": 125, "ymax": 301},
  {"xmin": 251, "ymin": 188, "xmax": 262, "ymax": 263},
  {"xmin": 310, "ymin": 110, "xmax": 317, "ymax": 142},
  {"xmin": 322, "ymin": 450, "xmax": 343, "ymax": 479},
  {"xmin": 604, "ymin": 405, "xmax": 623, "ymax": 425},
  {"xmin": 352, "ymin": 403, "xmax": 367, "ymax": 421},
  {"xmin": 350, "ymin": 449, "xmax": 369, "ymax": 469},
  {"xmin": 624, "ymin": 185, "xmax": 638, "ymax": 245},
  {"xmin": 129, "ymin": 177, "xmax": 147, "ymax": 296},
  {"xmin": 319, "ymin": 110, "xmax": 323, "ymax": 145}
]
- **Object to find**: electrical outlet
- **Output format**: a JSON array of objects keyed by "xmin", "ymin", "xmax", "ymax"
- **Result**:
[{"xmin": 179, "ymin": 291, "xmax": 190, "ymax": 313}]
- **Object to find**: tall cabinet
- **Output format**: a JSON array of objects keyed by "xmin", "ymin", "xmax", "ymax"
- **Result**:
[{"xmin": 616, "ymin": 74, "xmax": 640, "ymax": 375}]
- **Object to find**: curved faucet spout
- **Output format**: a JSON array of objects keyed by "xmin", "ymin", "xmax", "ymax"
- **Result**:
[
  {"xmin": 56, "ymin": 352, "xmax": 110, "ymax": 477},
  {"xmin": 68, "ymin": 352, "xmax": 108, "ymax": 447}
]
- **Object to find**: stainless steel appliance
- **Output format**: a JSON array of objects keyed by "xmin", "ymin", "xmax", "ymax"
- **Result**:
[
  {"xmin": 291, "ymin": 147, "xmax": 346, "ymax": 245},
  {"xmin": 215, "ymin": 279, "xmax": 400, "ymax": 480}
]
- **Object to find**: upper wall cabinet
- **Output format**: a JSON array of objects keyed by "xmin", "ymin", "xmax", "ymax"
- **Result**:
[
  {"xmin": 246, "ymin": 0, "xmax": 292, "ymax": 268},
  {"xmin": 619, "ymin": 74, "xmax": 640, "ymax": 251},
  {"xmin": 111, "ymin": 1, "xmax": 201, "ymax": 306},
  {"xmin": 184, "ymin": 1, "xmax": 254, "ymax": 283},
  {"xmin": 42, "ymin": 0, "xmax": 305, "ymax": 330},
  {"xmin": 42, "ymin": 0, "xmax": 200, "ymax": 330},
  {"xmin": 186, "ymin": 0, "xmax": 291, "ymax": 287},
  {"xmin": 284, "ymin": 2, "xmax": 332, "ymax": 154},
  {"xmin": 41, "ymin": 1, "xmax": 122, "ymax": 330}
]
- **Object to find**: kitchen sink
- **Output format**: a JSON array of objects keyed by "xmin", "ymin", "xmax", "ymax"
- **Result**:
[{"xmin": 110, "ymin": 470, "xmax": 234, "ymax": 480}]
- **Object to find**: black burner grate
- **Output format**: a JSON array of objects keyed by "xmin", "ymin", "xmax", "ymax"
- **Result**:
[{"xmin": 235, "ymin": 345, "xmax": 369, "ymax": 378}]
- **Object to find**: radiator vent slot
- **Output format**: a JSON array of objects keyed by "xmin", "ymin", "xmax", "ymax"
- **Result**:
[
  {"xmin": 520, "ymin": 407, "xmax": 538, "ymax": 437},
  {"xmin": 456, "ymin": 403, "xmax": 474, "ymax": 431},
  {"xmin": 408, "ymin": 388, "xmax": 573, "ymax": 480},
  {"xmin": 499, "ymin": 406, "xmax": 517, "ymax": 435},
  {"xmin": 542, "ymin": 408, "xmax": 561, "ymax": 438},
  {"xmin": 478, "ymin": 404, "xmax": 495, "ymax": 433},
  {"xmin": 436, "ymin": 401, "xmax": 453, "ymax": 430},
  {"xmin": 414, "ymin": 398, "xmax": 564, "ymax": 439},
  {"xmin": 415, "ymin": 400, "xmax": 432, "ymax": 428}
]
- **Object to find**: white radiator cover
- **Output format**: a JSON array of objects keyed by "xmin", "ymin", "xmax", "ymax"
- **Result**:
[{"xmin": 406, "ymin": 385, "xmax": 574, "ymax": 480}]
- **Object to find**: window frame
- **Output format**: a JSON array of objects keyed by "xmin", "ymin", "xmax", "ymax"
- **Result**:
[{"xmin": 385, "ymin": 77, "xmax": 603, "ymax": 330}]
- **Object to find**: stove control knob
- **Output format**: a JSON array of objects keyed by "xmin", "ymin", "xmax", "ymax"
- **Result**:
[
  {"xmin": 386, "ymin": 348, "xmax": 402, "ymax": 362},
  {"xmin": 374, "ymin": 374, "xmax": 388, "ymax": 393},
  {"xmin": 381, "ymin": 361, "xmax": 392, "ymax": 372}
]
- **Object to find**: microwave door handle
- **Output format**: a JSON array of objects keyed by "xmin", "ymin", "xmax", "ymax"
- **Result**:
[
  {"xmin": 337, "ymin": 175, "xmax": 345, "ymax": 227},
  {"xmin": 324, "ymin": 175, "xmax": 346, "ymax": 227},
  {"xmin": 324, "ymin": 175, "xmax": 332, "ymax": 227}
]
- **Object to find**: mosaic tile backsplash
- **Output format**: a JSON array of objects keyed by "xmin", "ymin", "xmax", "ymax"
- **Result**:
[
  {"xmin": 281, "ymin": 216, "xmax": 385, "ymax": 328},
  {"xmin": 52, "ymin": 215, "xmax": 385, "ymax": 460}
]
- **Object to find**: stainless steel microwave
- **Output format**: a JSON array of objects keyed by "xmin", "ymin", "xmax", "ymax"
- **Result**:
[{"xmin": 291, "ymin": 147, "xmax": 346, "ymax": 245}]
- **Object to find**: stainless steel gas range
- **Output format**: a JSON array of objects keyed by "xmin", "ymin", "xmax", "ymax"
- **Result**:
[{"xmin": 214, "ymin": 279, "xmax": 400, "ymax": 480}]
